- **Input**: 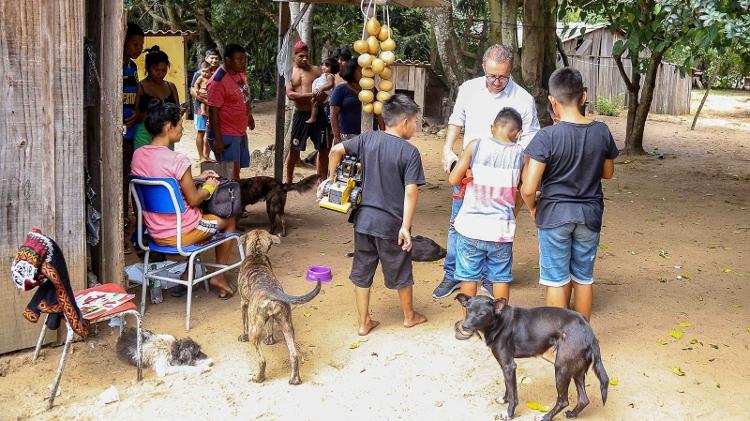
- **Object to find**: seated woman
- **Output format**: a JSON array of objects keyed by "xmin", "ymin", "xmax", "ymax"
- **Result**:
[{"xmin": 131, "ymin": 100, "xmax": 236, "ymax": 299}]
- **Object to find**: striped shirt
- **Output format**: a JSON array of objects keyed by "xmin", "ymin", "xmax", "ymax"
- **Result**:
[{"xmin": 454, "ymin": 137, "xmax": 524, "ymax": 243}]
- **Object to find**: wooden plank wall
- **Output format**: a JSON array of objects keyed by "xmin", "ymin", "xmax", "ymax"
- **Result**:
[
  {"xmin": 562, "ymin": 29, "xmax": 690, "ymax": 115},
  {"xmin": 392, "ymin": 64, "xmax": 427, "ymax": 128},
  {"xmin": 0, "ymin": 0, "xmax": 86, "ymax": 354}
]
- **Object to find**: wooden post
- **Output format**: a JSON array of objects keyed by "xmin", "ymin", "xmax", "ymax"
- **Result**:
[
  {"xmin": 98, "ymin": 1, "xmax": 126, "ymax": 285},
  {"xmin": 274, "ymin": 2, "xmax": 290, "ymax": 182}
]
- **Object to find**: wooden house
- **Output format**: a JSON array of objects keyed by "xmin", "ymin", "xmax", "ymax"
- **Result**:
[{"xmin": 556, "ymin": 23, "xmax": 692, "ymax": 115}]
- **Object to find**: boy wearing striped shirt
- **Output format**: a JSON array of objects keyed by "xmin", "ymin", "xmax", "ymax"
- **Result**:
[{"xmin": 449, "ymin": 108, "xmax": 525, "ymax": 340}]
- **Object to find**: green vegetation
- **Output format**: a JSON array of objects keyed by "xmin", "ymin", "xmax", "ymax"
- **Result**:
[{"xmin": 595, "ymin": 95, "xmax": 624, "ymax": 116}]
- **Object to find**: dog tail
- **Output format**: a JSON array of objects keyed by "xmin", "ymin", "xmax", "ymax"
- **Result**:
[
  {"xmin": 271, "ymin": 280, "xmax": 322, "ymax": 305},
  {"xmin": 283, "ymin": 175, "xmax": 319, "ymax": 194},
  {"xmin": 591, "ymin": 337, "xmax": 609, "ymax": 405}
]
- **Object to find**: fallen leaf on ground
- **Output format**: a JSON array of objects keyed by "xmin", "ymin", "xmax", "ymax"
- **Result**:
[
  {"xmin": 669, "ymin": 330, "xmax": 685, "ymax": 340},
  {"xmin": 709, "ymin": 344, "xmax": 719, "ymax": 349},
  {"xmin": 303, "ymin": 312, "xmax": 312, "ymax": 318},
  {"xmin": 716, "ymin": 383, "xmax": 721, "ymax": 388},
  {"xmin": 721, "ymin": 267, "xmax": 732, "ymax": 273},
  {"xmin": 746, "ymin": 327, "xmax": 750, "ymax": 334},
  {"xmin": 659, "ymin": 249, "xmax": 670, "ymax": 258},
  {"xmin": 609, "ymin": 378, "xmax": 619, "ymax": 386},
  {"xmin": 678, "ymin": 322, "xmax": 692, "ymax": 328},
  {"xmin": 349, "ymin": 342, "xmax": 360, "ymax": 350},
  {"xmin": 599, "ymin": 243, "xmax": 609, "ymax": 251},
  {"xmin": 689, "ymin": 339, "xmax": 699, "ymax": 345},
  {"xmin": 672, "ymin": 367, "xmax": 685, "ymax": 376},
  {"xmin": 656, "ymin": 339, "xmax": 669, "ymax": 345},
  {"xmin": 526, "ymin": 401, "xmax": 550, "ymax": 412}
]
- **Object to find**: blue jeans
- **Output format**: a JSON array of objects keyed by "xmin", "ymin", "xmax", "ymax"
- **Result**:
[
  {"xmin": 537, "ymin": 223, "xmax": 600, "ymax": 287},
  {"xmin": 443, "ymin": 186, "xmax": 463, "ymax": 281},
  {"xmin": 455, "ymin": 233, "xmax": 513, "ymax": 282}
]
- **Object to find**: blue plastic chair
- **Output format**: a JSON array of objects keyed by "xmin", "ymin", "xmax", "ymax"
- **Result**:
[{"xmin": 130, "ymin": 177, "xmax": 245, "ymax": 331}]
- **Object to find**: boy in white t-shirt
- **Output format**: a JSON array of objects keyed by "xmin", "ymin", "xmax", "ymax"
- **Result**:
[{"xmin": 448, "ymin": 107, "xmax": 524, "ymax": 340}]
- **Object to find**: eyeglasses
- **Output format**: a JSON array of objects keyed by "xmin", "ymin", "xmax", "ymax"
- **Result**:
[{"xmin": 486, "ymin": 74, "xmax": 510, "ymax": 84}]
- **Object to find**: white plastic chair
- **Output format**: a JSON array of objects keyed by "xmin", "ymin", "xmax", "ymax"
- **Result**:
[{"xmin": 130, "ymin": 177, "xmax": 244, "ymax": 331}]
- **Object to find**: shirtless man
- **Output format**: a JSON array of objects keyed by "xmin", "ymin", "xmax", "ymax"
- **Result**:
[{"xmin": 285, "ymin": 41, "xmax": 330, "ymax": 183}]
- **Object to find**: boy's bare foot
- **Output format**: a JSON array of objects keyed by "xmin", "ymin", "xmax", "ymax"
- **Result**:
[
  {"xmin": 403, "ymin": 312, "xmax": 427, "ymax": 328},
  {"xmin": 209, "ymin": 276, "xmax": 234, "ymax": 297},
  {"xmin": 358, "ymin": 318, "xmax": 380, "ymax": 336},
  {"xmin": 305, "ymin": 117, "xmax": 317, "ymax": 124}
]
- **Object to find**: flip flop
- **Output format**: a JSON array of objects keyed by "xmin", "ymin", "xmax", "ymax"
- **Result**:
[{"xmin": 454, "ymin": 320, "xmax": 473, "ymax": 340}]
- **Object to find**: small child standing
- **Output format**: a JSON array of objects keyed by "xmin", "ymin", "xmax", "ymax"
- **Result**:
[
  {"xmin": 521, "ymin": 67, "xmax": 619, "ymax": 321},
  {"xmin": 306, "ymin": 58, "xmax": 338, "ymax": 124},
  {"xmin": 192, "ymin": 61, "xmax": 215, "ymax": 161},
  {"xmin": 449, "ymin": 107, "xmax": 525, "ymax": 340},
  {"xmin": 324, "ymin": 94, "xmax": 428, "ymax": 336}
]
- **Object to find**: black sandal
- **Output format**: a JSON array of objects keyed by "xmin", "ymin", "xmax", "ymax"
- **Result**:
[{"xmin": 454, "ymin": 321, "xmax": 473, "ymax": 340}]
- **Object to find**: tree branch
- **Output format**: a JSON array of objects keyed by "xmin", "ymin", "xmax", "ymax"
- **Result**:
[
  {"xmin": 255, "ymin": 0, "xmax": 278, "ymax": 25},
  {"xmin": 613, "ymin": 49, "xmax": 635, "ymax": 92},
  {"xmin": 556, "ymin": 35, "xmax": 569, "ymax": 67}
]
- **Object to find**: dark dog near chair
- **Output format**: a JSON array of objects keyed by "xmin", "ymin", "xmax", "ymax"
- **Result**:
[
  {"xmin": 238, "ymin": 175, "xmax": 318, "ymax": 237},
  {"xmin": 456, "ymin": 294, "xmax": 608, "ymax": 421},
  {"xmin": 237, "ymin": 230, "xmax": 321, "ymax": 385}
]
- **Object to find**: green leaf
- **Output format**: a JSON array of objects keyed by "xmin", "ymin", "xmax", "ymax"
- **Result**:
[
  {"xmin": 613, "ymin": 40, "xmax": 625, "ymax": 56},
  {"xmin": 654, "ymin": 3, "xmax": 662, "ymax": 15},
  {"xmin": 669, "ymin": 330, "xmax": 685, "ymax": 340},
  {"xmin": 526, "ymin": 401, "xmax": 551, "ymax": 412},
  {"xmin": 678, "ymin": 322, "xmax": 692, "ymax": 328},
  {"xmin": 672, "ymin": 367, "xmax": 686, "ymax": 376}
]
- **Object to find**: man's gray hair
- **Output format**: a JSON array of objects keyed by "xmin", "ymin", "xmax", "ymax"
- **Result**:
[{"xmin": 483, "ymin": 44, "xmax": 514, "ymax": 65}]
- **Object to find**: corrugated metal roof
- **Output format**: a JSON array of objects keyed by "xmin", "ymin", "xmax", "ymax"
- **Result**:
[{"xmin": 144, "ymin": 30, "xmax": 195, "ymax": 36}]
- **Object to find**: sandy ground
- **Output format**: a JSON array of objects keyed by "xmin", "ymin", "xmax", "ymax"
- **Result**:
[{"xmin": 1, "ymin": 92, "xmax": 749, "ymax": 421}]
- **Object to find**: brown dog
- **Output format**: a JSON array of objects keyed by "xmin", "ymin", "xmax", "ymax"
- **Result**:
[
  {"xmin": 237, "ymin": 230, "xmax": 321, "ymax": 385},
  {"xmin": 238, "ymin": 175, "xmax": 318, "ymax": 237}
]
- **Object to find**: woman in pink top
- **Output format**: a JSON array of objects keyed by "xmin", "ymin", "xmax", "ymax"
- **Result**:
[{"xmin": 131, "ymin": 100, "xmax": 236, "ymax": 299}]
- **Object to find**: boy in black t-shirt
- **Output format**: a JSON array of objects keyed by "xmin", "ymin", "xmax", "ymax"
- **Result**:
[
  {"xmin": 324, "ymin": 94, "xmax": 428, "ymax": 336},
  {"xmin": 521, "ymin": 67, "xmax": 619, "ymax": 321}
]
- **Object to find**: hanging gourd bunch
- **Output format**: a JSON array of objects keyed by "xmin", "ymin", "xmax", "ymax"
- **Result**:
[{"xmin": 353, "ymin": 5, "xmax": 396, "ymax": 115}]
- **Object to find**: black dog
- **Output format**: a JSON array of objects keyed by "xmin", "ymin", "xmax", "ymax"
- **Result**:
[
  {"xmin": 238, "ymin": 175, "xmax": 318, "ymax": 236},
  {"xmin": 456, "ymin": 294, "xmax": 608, "ymax": 421}
]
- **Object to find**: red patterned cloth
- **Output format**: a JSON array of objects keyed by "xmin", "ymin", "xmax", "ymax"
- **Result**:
[{"xmin": 11, "ymin": 229, "xmax": 89, "ymax": 337}]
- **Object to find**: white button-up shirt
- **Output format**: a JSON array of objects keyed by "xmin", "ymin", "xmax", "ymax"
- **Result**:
[{"xmin": 448, "ymin": 77, "xmax": 540, "ymax": 149}]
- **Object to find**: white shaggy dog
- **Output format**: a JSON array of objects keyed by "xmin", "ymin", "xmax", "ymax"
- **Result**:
[{"xmin": 116, "ymin": 328, "xmax": 213, "ymax": 377}]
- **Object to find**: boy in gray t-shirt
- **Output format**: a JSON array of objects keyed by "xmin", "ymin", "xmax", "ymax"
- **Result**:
[
  {"xmin": 324, "ymin": 94, "xmax": 428, "ymax": 336},
  {"xmin": 522, "ymin": 68, "xmax": 619, "ymax": 322}
]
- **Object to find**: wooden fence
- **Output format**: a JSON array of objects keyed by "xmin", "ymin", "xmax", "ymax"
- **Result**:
[{"xmin": 566, "ymin": 55, "xmax": 692, "ymax": 115}]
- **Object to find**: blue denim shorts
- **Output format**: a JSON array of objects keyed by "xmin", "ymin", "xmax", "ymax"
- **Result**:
[
  {"xmin": 454, "ymin": 233, "xmax": 513, "ymax": 283},
  {"xmin": 537, "ymin": 223, "xmax": 600, "ymax": 287},
  {"xmin": 206, "ymin": 128, "xmax": 250, "ymax": 168},
  {"xmin": 193, "ymin": 114, "xmax": 207, "ymax": 131}
]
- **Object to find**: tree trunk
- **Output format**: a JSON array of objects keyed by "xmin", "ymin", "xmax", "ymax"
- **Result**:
[
  {"xmin": 488, "ymin": 0, "xmax": 502, "ymax": 45},
  {"xmin": 500, "ymin": 0, "xmax": 521, "ymax": 80},
  {"xmin": 623, "ymin": 55, "xmax": 662, "ymax": 155},
  {"xmin": 293, "ymin": 3, "xmax": 315, "ymax": 62},
  {"xmin": 521, "ymin": 0, "xmax": 544, "ymax": 89},
  {"xmin": 691, "ymin": 76, "xmax": 714, "ymax": 130},
  {"xmin": 427, "ymin": 6, "xmax": 466, "ymax": 97},
  {"xmin": 195, "ymin": 6, "xmax": 224, "ymax": 54}
]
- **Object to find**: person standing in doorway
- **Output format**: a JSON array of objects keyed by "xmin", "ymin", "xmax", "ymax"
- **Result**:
[
  {"xmin": 206, "ymin": 44, "xmax": 254, "ymax": 176},
  {"xmin": 432, "ymin": 44, "xmax": 540, "ymax": 300},
  {"xmin": 133, "ymin": 46, "xmax": 181, "ymax": 150}
]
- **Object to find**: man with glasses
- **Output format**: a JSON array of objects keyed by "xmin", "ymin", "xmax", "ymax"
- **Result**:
[
  {"xmin": 432, "ymin": 44, "xmax": 540, "ymax": 299},
  {"xmin": 207, "ymin": 44, "xmax": 254, "ymax": 177}
]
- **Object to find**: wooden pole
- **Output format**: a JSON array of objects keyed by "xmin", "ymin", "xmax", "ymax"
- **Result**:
[{"xmin": 274, "ymin": 2, "xmax": 291, "ymax": 182}]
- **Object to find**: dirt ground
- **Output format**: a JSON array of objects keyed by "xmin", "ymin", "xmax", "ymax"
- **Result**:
[{"xmin": 1, "ymin": 91, "xmax": 748, "ymax": 421}]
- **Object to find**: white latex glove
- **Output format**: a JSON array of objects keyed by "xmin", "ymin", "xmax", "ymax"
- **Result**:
[{"xmin": 442, "ymin": 149, "xmax": 458, "ymax": 174}]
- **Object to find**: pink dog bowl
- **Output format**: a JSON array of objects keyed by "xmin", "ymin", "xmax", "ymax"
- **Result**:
[{"xmin": 306, "ymin": 266, "xmax": 332, "ymax": 283}]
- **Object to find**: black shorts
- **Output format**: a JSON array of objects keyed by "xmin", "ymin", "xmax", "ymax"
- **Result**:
[
  {"xmin": 350, "ymin": 232, "xmax": 414, "ymax": 290},
  {"xmin": 291, "ymin": 109, "xmax": 330, "ymax": 152}
]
